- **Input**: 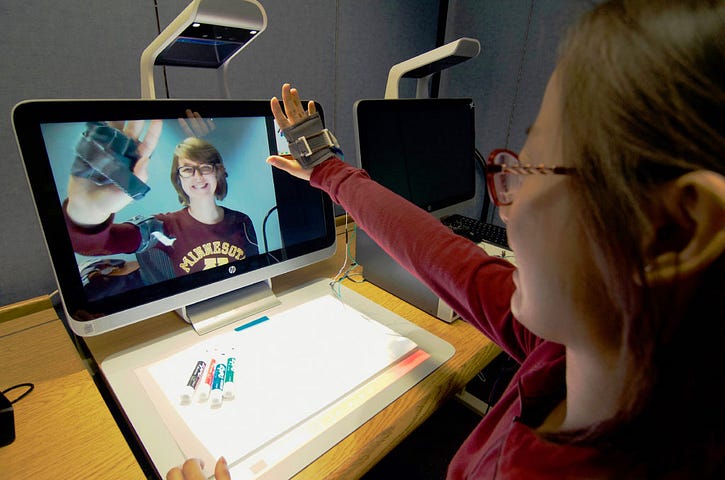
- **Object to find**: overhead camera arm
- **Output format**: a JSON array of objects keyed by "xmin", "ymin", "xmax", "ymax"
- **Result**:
[
  {"xmin": 140, "ymin": 0, "xmax": 267, "ymax": 99},
  {"xmin": 384, "ymin": 37, "xmax": 480, "ymax": 99}
]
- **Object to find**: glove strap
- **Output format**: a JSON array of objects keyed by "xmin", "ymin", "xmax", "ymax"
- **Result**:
[
  {"xmin": 71, "ymin": 122, "xmax": 150, "ymax": 200},
  {"xmin": 282, "ymin": 113, "xmax": 341, "ymax": 168}
]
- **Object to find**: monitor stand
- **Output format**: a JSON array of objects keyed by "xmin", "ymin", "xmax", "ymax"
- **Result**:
[{"xmin": 176, "ymin": 279, "xmax": 281, "ymax": 335}]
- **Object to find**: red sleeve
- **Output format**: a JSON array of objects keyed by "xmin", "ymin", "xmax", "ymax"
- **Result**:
[
  {"xmin": 311, "ymin": 158, "xmax": 541, "ymax": 361},
  {"xmin": 63, "ymin": 200, "xmax": 142, "ymax": 256}
]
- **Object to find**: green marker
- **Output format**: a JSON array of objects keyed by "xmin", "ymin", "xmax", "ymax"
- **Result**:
[{"xmin": 223, "ymin": 357, "xmax": 236, "ymax": 399}]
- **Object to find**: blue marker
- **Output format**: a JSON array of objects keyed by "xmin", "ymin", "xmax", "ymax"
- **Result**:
[
  {"xmin": 209, "ymin": 362, "xmax": 227, "ymax": 406},
  {"xmin": 223, "ymin": 357, "xmax": 236, "ymax": 399}
]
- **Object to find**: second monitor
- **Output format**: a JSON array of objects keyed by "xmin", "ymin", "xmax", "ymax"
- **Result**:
[
  {"xmin": 353, "ymin": 98, "xmax": 477, "ymax": 321},
  {"xmin": 353, "ymin": 98, "xmax": 476, "ymax": 213}
]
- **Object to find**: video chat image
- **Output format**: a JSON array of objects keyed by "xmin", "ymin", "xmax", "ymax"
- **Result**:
[{"xmin": 41, "ymin": 115, "xmax": 282, "ymax": 301}]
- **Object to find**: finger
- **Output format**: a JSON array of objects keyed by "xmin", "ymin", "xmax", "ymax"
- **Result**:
[
  {"xmin": 288, "ymin": 87, "xmax": 305, "ymax": 120},
  {"xmin": 267, "ymin": 154, "xmax": 297, "ymax": 171},
  {"xmin": 166, "ymin": 466, "xmax": 185, "ymax": 480},
  {"xmin": 282, "ymin": 84, "xmax": 304, "ymax": 121},
  {"xmin": 266, "ymin": 155, "xmax": 312, "ymax": 181},
  {"xmin": 270, "ymin": 97, "xmax": 290, "ymax": 130},
  {"xmin": 138, "ymin": 119, "xmax": 163, "ymax": 159},
  {"xmin": 107, "ymin": 121, "xmax": 125, "ymax": 131},
  {"xmin": 214, "ymin": 457, "xmax": 232, "ymax": 480},
  {"xmin": 204, "ymin": 116, "xmax": 215, "ymax": 134},
  {"xmin": 188, "ymin": 110, "xmax": 210, "ymax": 137},
  {"xmin": 308, "ymin": 101, "xmax": 317, "ymax": 115},
  {"xmin": 181, "ymin": 458, "xmax": 206, "ymax": 479},
  {"xmin": 178, "ymin": 116, "xmax": 194, "ymax": 138},
  {"xmin": 124, "ymin": 120, "xmax": 145, "ymax": 140},
  {"xmin": 133, "ymin": 155, "xmax": 150, "ymax": 182}
]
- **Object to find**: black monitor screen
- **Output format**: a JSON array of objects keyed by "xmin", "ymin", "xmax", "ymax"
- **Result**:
[{"xmin": 353, "ymin": 98, "xmax": 475, "ymax": 212}]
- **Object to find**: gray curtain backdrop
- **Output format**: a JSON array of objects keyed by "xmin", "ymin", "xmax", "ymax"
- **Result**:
[{"xmin": 0, "ymin": 0, "xmax": 592, "ymax": 306}]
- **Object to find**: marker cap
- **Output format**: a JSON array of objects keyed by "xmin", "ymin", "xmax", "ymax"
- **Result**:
[
  {"xmin": 179, "ymin": 385, "xmax": 195, "ymax": 404},
  {"xmin": 210, "ymin": 388, "xmax": 223, "ymax": 406},
  {"xmin": 197, "ymin": 383, "xmax": 211, "ymax": 401},
  {"xmin": 222, "ymin": 382, "xmax": 235, "ymax": 399}
]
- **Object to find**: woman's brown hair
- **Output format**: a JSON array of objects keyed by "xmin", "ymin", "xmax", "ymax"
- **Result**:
[{"xmin": 551, "ymin": 0, "xmax": 723, "ymax": 476}]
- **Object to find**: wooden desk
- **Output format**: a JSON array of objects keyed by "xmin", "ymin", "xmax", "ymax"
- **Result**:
[
  {"xmin": 0, "ymin": 306, "xmax": 144, "ymax": 479},
  {"xmin": 1, "ymin": 226, "xmax": 499, "ymax": 479}
]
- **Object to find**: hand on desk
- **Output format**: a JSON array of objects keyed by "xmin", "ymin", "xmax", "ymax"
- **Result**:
[{"xmin": 166, "ymin": 457, "xmax": 231, "ymax": 480}]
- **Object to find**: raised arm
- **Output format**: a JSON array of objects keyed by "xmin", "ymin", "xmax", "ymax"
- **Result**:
[{"xmin": 267, "ymin": 84, "xmax": 536, "ymax": 361}]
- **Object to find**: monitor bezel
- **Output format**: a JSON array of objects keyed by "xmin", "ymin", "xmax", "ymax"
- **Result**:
[{"xmin": 13, "ymin": 99, "xmax": 337, "ymax": 336}]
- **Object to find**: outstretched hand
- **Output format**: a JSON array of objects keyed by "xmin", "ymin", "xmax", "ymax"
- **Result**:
[
  {"xmin": 178, "ymin": 109, "xmax": 215, "ymax": 138},
  {"xmin": 270, "ymin": 83, "xmax": 317, "ymax": 129},
  {"xmin": 267, "ymin": 83, "xmax": 317, "ymax": 181},
  {"xmin": 66, "ymin": 120, "xmax": 162, "ymax": 226},
  {"xmin": 103, "ymin": 120, "xmax": 162, "ymax": 185}
]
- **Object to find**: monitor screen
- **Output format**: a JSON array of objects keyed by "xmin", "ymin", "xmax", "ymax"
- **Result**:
[
  {"xmin": 353, "ymin": 98, "xmax": 475, "ymax": 213},
  {"xmin": 13, "ymin": 99, "xmax": 336, "ymax": 336}
]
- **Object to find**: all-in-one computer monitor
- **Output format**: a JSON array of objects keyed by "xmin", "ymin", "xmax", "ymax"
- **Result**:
[
  {"xmin": 13, "ymin": 99, "xmax": 336, "ymax": 336},
  {"xmin": 352, "ymin": 98, "xmax": 477, "ymax": 321}
]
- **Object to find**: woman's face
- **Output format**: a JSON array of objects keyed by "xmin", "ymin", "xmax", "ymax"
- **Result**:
[
  {"xmin": 178, "ymin": 158, "xmax": 218, "ymax": 201},
  {"xmin": 501, "ymin": 71, "xmax": 619, "ymax": 350}
]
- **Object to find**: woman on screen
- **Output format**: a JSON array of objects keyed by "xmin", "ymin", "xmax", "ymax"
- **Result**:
[
  {"xmin": 170, "ymin": 0, "xmax": 724, "ymax": 478},
  {"xmin": 64, "ymin": 124, "xmax": 259, "ymax": 281}
]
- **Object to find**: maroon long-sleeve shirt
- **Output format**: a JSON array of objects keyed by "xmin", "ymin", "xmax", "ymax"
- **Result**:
[
  {"xmin": 311, "ymin": 158, "xmax": 614, "ymax": 479},
  {"xmin": 65, "ymin": 204, "xmax": 258, "ymax": 277}
]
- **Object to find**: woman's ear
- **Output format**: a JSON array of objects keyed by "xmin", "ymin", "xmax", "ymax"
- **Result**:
[{"xmin": 644, "ymin": 170, "xmax": 725, "ymax": 285}]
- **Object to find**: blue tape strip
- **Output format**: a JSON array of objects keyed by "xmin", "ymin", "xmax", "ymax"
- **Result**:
[{"xmin": 234, "ymin": 315, "xmax": 270, "ymax": 332}]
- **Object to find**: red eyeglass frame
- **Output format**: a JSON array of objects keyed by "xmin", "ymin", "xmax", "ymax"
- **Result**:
[{"xmin": 485, "ymin": 148, "xmax": 577, "ymax": 206}]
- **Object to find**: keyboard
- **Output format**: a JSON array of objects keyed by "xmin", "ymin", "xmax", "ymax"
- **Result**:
[{"xmin": 441, "ymin": 214, "xmax": 510, "ymax": 249}]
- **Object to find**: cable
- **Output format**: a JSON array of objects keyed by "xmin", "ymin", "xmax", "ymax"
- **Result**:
[
  {"xmin": 261, "ymin": 206, "xmax": 281, "ymax": 264},
  {"xmin": 329, "ymin": 213, "xmax": 364, "ymax": 298},
  {"xmin": 152, "ymin": 0, "xmax": 171, "ymax": 98},
  {"xmin": 430, "ymin": 0, "xmax": 450, "ymax": 98},
  {"xmin": 504, "ymin": 0, "xmax": 535, "ymax": 149},
  {"xmin": 333, "ymin": 0, "xmax": 340, "ymax": 134},
  {"xmin": 2, "ymin": 383, "xmax": 34, "ymax": 404},
  {"xmin": 330, "ymin": 213, "xmax": 353, "ymax": 283}
]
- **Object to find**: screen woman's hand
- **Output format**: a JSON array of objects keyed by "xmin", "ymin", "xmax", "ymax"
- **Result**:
[{"xmin": 66, "ymin": 120, "xmax": 162, "ymax": 226}]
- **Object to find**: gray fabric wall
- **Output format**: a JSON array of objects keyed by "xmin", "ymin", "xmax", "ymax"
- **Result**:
[
  {"xmin": 0, "ymin": 0, "xmax": 437, "ymax": 306},
  {"xmin": 438, "ymin": 0, "xmax": 595, "ymax": 222},
  {"xmin": 0, "ymin": 0, "xmax": 591, "ymax": 306}
]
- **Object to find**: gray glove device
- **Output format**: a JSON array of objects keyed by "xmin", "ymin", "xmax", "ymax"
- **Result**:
[
  {"xmin": 282, "ymin": 112, "xmax": 341, "ymax": 168},
  {"xmin": 71, "ymin": 122, "xmax": 150, "ymax": 200}
]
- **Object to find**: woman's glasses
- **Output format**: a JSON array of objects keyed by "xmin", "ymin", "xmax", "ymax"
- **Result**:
[
  {"xmin": 485, "ymin": 149, "xmax": 577, "ymax": 206},
  {"xmin": 177, "ymin": 164, "xmax": 215, "ymax": 178}
]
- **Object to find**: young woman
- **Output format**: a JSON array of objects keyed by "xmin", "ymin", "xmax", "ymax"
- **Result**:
[
  {"xmin": 169, "ymin": 0, "xmax": 723, "ymax": 478},
  {"xmin": 66, "ymin": 131, "xmax": 259, "ymax": 279}
]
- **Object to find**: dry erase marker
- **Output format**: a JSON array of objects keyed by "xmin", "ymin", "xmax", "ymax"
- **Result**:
[
  {"xmin": 179, "ymin": 360, "xmax": 206, "ymax": 404},
  {"xmin": 223, "ymin": 357, "xmax": 236, "ymax": 399},
  {"xmin": 197, "ymin": 358, "xmax": 216, "ymax": 402},
  {"xmin": 209, "ymin": 362, "xmax": 227, "ymax": 406}
]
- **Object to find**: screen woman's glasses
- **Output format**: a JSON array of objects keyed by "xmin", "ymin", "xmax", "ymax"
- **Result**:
[
  {"xmin": 177, "ymin": 164, "xmax": 216, "ymax": 178},
  {"xmin": 485, "ymin": 148, "xmax": 577, "ymax": 206}
]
